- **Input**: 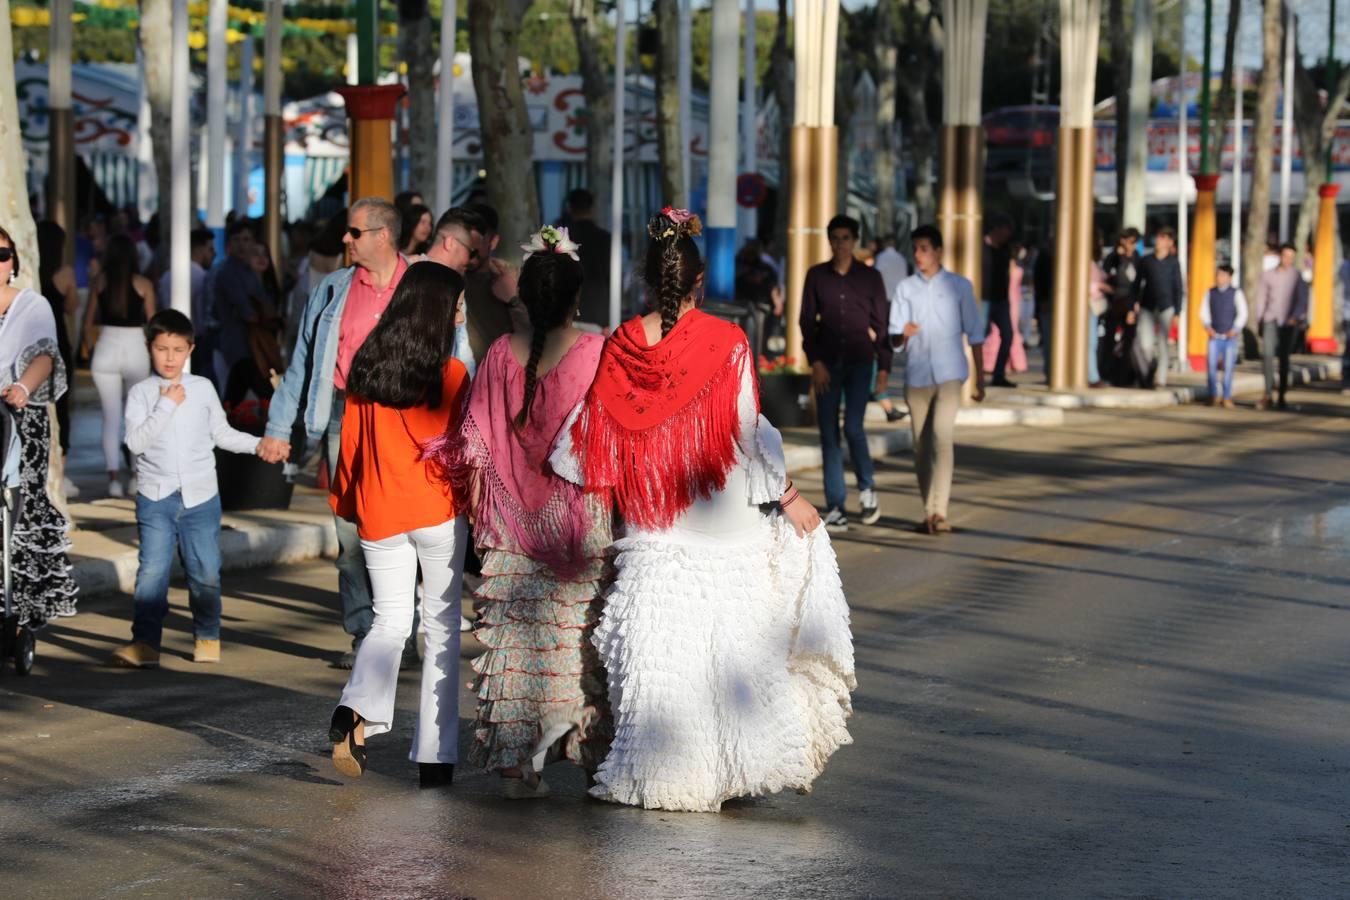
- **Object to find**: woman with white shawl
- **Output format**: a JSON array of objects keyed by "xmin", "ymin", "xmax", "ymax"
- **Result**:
[{"xmin": 0, "ymin": 225, "xmax": 78, "ymax": 630}]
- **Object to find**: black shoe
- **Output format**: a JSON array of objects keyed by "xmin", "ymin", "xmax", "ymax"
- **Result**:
[
  {"xmin": 419, "ymin": 763, "xmax": 456, "ymax": 788},
  {"xmin": 990, "ymin": 376, "xmax": 1016, "ymax": 388},
  {"xmin": 329, "ymin": 705, "xmax": 367, "ymax": 778},
  {"xmin": 885, "ymin": 406, "xmax": 908, "ymax": 423},
  {"xmin": 823, "ymin": 507, "xmax": 849, "ymax": 533}
]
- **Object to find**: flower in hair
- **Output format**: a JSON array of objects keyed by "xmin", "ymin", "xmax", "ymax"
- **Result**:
[
  {"xmin": 663, "ymin": 206, "xmax": 695, "ymax": 226},
  {"xmin": 521, "ymin": 224, "xmax": 581, "ymax": 261}
]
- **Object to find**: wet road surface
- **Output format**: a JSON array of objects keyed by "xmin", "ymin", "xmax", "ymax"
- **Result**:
[{"xmin": 4, "ymin": 382, "xmax": 1350, "ymax": 898}]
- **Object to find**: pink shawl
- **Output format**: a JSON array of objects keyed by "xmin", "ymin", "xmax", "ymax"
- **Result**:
[{"xmin": 426, "ymin": 332, "xmax": 603, "ymax": 576}]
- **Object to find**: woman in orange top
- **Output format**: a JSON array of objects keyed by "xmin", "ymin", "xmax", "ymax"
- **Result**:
[{"xmin": 327, "ymin": 262, "xmax": 470, "ymax": 787}]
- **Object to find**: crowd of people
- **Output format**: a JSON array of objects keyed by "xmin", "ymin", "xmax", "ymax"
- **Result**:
[
  {"xmin": 4, "ymin": 182, "xmax": 1347, "ymax": 812},
  {"xmin": 2, "ymin": 196, "xmax": 855, "ymax": 814}
]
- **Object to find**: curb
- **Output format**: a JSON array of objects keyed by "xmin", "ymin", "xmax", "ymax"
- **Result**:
[
  {"xmin": 996, "ymin": 358, "xmax": 1343, "ymax": 410},
  {"xmin": 70, "ymin": 504, "xmax": 340, "ymax": 599}
]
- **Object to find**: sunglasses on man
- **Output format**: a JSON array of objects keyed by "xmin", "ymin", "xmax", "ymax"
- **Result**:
[
  {"xmin": 447, "ymin": 232, "xmax": 480, "ymax": 261},
  {"xmin": 346, "ymin": 225, "xmax": 385, "ymax": 241},
  {"xmin": 0, "ymin": 247, "xmax": 14, "ymax": 262}
]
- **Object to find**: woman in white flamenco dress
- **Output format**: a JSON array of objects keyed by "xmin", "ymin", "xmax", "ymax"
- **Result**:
[{"xmin": 552, "ymin": 209, "xmax": 855, "ymax": 812}]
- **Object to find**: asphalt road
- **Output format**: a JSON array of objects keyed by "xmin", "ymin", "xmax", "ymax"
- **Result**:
[{"xmin": 4, "ymin": 381, "xmax": 1350, "ymax": 899}]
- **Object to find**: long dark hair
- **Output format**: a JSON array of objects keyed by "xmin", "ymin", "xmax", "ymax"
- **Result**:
[
  {"xmin": 643, "ymin": 210, "xmax": 704, "ymax": 337},
  {"xmin": 400, "ymin": 203, "xmax": 432, "ymax": 255},
  {"xmin": 346, "ymin": 261, "xmax": 464, "ymax": 409},
  {"xmin": 101, "ymin": 233, "xmax": 140, "ymax": 320},
  {"xmin": 514, "ymin": 251, "xmax": 584, "ymax": 430}
]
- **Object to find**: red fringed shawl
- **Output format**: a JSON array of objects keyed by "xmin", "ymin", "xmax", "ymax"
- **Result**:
[{"xmin": 573, "ymin": 310, "xmax": 754, "ymax": 530}]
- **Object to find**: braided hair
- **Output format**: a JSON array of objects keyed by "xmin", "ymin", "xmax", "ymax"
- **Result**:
[
  {"xmin": 643, "ymin": 209, "xmax": 704, "ymax": 338},
  {"xmin": 514, "ymin": 251, "xmax": 585, "ymax": 430}
]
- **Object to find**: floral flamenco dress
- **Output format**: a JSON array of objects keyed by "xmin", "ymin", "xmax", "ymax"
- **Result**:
[
  {"xmin": 431, "ymin": 333, "xmax": 613, "ymax": 773},
  {"xmin": 553, "ymin": 309, "xmax": 855, "ymax": 812},
  {"xmin": 0, "ymin": 289, "xmax": 77, "ymax": 630}
]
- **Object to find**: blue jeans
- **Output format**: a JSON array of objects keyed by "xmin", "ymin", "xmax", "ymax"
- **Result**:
[
  {"xmin": 1207, "ymin": 335, "xmax": 1239, "ymax": 399},
  {"xmin": 327, "ymin": 392, "xmax": 375, "ymax": 643},
  {"xmin": 132, "ymin": 492, "xmax": 223, "ymax": 647},
  {"xmin": 816, "ymin": 361, "xmax": 875, "ymax": 510}
]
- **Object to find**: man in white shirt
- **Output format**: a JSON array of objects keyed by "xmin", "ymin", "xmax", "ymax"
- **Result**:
[
  {"xmin": 108, "ymin": 309, "xmax": 269, "ymax": 670},
  {"xmin": 873, "ymin": 234, "xmax": 910, "ymax": 301},
  {"xmin": 889, "ymin": 224, "xmax": 985, "ymax": 535}
]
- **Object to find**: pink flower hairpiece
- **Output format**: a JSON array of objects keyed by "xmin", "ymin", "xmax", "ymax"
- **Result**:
[
  {"xmin": 662, "ymin": 206, "xmax": 695, "ymax": 225},
  {"xmin": 652, "ymin": 207, "xmax": 703, "ymax": 240},
  {"xmin": 521, "ymin": 225, "xmax": 581, "ymax": 261}
]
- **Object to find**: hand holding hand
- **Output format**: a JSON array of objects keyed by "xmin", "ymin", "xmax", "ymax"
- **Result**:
[
  {"xmin": 160, "ymin": 383, "xmax": 186, "ymax": 406},
  {"xmin": 1, "ymin": 383, "xmax": 29, "ymax": 409},
  {"xmin": 258, "ymin": 436, "xmax": 291, "ymax": 463},
  {"xmin": 903, "ymin": 321, "xmax": 921, "ymax": 338}
]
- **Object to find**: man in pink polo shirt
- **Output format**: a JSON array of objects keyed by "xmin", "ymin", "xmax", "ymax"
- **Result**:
[{"xmin": 260, "ymin": 197, "xmax": 408, "ymax": 667}]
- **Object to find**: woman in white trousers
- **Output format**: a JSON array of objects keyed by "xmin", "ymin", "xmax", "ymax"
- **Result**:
[
  {"xmin": 82, "ymin": 234, "xmax": 155, "ymax": 497},
  {"xmin": 318, "ymin": 259, "xmax": 473, "ymax": 787}
]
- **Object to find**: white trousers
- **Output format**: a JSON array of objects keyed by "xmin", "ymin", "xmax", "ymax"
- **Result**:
[
  {"xmin": 337, "ymin": 516, "xmax": 467, "ymax": 764},
  {"xmin": 91, "ymin": 325, "xmax": 150, "ymax": 473}
]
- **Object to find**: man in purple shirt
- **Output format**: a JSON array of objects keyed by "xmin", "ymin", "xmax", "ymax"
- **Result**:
[
  {"xmin": 1254, "ymin": 243, "xmax": 1307, "ymax": 409},
  {"xmin": 800, "ymin": 214, "xmax": 893, "ymax": 532}
]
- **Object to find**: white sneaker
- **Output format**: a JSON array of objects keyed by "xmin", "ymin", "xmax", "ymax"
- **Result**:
[
  {"xmin": 107, "ymin": 479, "xmax": 125, "ymax": 499},
  {"xmin": 62, "ymin": 476, "xmax": 80, "ymax": 499},
  {"xmin": 460, "ymin": 615, "xmax": 473, "ymax": 633},
  {"xmin": 859, "ymin": 488, "xmax": 881, "ymax": 525}
]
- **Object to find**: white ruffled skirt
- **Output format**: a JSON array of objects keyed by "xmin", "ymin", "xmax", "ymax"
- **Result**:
[{"xmin": 590, "ymin": 513, "xmax": 855, "ymax": 812}]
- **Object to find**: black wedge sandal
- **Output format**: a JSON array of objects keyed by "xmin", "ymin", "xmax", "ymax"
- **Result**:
[{"xmin": 329, "ymin": 705, "xmax": 367, "ymax": 778}]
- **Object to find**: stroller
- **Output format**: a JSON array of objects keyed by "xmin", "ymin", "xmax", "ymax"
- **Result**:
[{"xmin": 0, "ymin": 403, "xmax": 32, "ymax": 676}]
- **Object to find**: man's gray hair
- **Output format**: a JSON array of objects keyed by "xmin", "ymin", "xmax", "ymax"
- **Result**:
[{"xmin": 351, "ymin": 197, "xmax": 402, "ymax": 245}]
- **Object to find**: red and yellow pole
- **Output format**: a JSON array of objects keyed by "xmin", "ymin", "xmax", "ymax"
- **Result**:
[
  {"xmin": 335, "ymin": 84, "xmax": 406, "ymax": 203},
  {"xmin": 1186, "ymin": 172, "xmax": 1220, "ymax": 371},
  {"xmin": 1308, "ymin": 183, "xmax": 1341, "ymax": 354}
]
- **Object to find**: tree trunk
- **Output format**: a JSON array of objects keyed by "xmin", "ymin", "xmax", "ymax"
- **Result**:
[
  {"xmin": 139, "ymin": 0, "xmax": 172, "ymax": 239},
  {"xmin": 770, "ymin": 0, "xmax": 791, "ymax": 260},
  {"xmin": 654, "ymin": 0, "xmax": 684, "ymax": 205},
  {"xmin": 1109, "ymin": 0, "xmax": 1129, "ymax": 224},
  {"xmin": 834, "ymin": 15, "xmax": 855, "ymax": 216},
  {"xmin": 0, "ymin": 0, "xmax": 38, "ymax": 288},
  {"xmin": 1291, "ymin": 53, "xmax": 1350, "ymax": 260},
  {"xmin": 1210, "ymin": 0, "xmax": 1242, "ymax": 174},
  {"xmin": 902, "ymin": 78, "xmax": 937, "ymax": 227},
  {"xmin": 1240, "ymin": 0, "xmax": 1283, "ymax": 301},
  {"xmin": 400, "ymin": 0, "xmax": 437, "ymax": 199},
  {"xmin": 569, "ymin": 0, "xmax": 613, "ymax": 220},
  {"xmin": 897, "ymin": 1, "xmax": 939, "ymax": 228},
  {"xmin": 874, "ymin": 0, "xmax": 899, "ymax": 237},
  {"xmin": 468, "ymin": 0, "xmax": 540, "ymax": 262}
]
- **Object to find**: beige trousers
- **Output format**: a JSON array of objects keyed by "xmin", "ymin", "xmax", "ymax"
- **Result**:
[{"xmin": 905, "ymin": 380, "xmax": 963, "ymax": 519}]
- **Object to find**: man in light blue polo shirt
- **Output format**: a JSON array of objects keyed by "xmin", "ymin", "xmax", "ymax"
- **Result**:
[{"xmin": 889, "ymin": 224, "xmax": 986, "ymax": 535}]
